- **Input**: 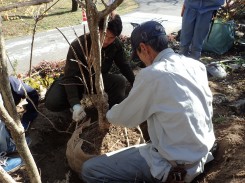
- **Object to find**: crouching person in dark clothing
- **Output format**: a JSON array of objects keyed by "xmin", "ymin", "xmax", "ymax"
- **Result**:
[{"xmin": 45, "ymin": 14, "xmax": 135, "ymax": 122}]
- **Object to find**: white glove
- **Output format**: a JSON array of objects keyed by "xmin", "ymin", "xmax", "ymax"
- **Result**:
[{"xmin": 72, "ymin": 104, "xmax": 86, "ymax": 122}]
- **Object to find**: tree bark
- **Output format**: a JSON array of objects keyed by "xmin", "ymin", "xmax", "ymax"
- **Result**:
[
  {"xmin": 72, "ymin": 0, "xmax": 78, "ymax": 12},
  {"xmin": 0, "ymin": 16, "xmax": 41, "ymax": 183},
  {"xmin": 65, "ymin": 0, "xmax": 127, "ymax": 173},
  {"xmin": 0, "ymin": 0, "xmax": 53, "ymax": 12},
  {"xmin": 84, "ymin": 0, "xmax": 123, "ymax": 129},
  {"xmin": 0, "ymin": 167, "xmax": 16, "ymax": 183}
]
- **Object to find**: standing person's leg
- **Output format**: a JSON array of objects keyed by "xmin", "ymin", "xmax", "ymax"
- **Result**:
[
  {"xmin": 180, "ymin": 7, "xmax": 197, "ymax": 57},
  {"xmin": 190, "ymin": 10, "xmax": 214, "ymax": 60},
  {"xmin": 103, "ymin": 73, "xmax": 126, "ymax": 108},
  {"xmin": 81, "ymin": 146, "xmax": 156, "ymax": 183}
]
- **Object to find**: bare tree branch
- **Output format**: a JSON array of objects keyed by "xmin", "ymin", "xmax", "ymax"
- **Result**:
[
  {"xmin": 28, "ymin": 0, "xmax": 60, "ymax": 76},
  {"xmin": 0, "ymin": 167, "xmax": 16, "ymax": 183},
  {"xmin": 100, "ymin": 0, "xmax": 123, "ymax": 18},
  {"xmin": 56, "ymin": 27, "xmax": 91, "ymax": 95},
  {"xmin": 76, "ymin": 0, "xmax": 86, "ymax": 8}
]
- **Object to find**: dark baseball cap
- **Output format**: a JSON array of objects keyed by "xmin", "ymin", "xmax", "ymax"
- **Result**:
[{"xmin": 130, "ymin": 21, "xmax": 167, "ymax": 59}]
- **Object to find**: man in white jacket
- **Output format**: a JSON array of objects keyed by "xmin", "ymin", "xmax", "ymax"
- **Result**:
[{"xmin": 81, "ymin": 21, "xmax": 215, "ymax": 183}]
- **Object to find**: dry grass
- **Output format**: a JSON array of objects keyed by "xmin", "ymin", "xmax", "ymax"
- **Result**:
[{"xmin": 1, "ymin": 0, "xmax": 138, "ymax": 40}]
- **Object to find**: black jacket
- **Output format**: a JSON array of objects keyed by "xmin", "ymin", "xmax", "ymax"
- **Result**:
[{"xmin": 64, "ymin": 34, "xmax": 135, "ymax": 107}]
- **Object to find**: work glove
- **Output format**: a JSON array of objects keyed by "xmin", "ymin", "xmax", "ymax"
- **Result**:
[{"xmin": 72, "ymin": 104, "xmax": 86, "ymax": 122}]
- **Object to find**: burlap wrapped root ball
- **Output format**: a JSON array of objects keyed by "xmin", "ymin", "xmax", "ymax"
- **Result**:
[{"xmin": 66, "ymin": 119, "xmax": 145, "ymax": 173}]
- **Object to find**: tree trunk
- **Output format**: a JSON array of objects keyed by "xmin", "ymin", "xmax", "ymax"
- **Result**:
[
  {"xmin": 85, "ymin": 0, "xmax": 123, "ymax": 129},
  {"xmin": 0, "ymin": 16, "xmax": 41, "ymax": 183},
  {"xmin": 0, "ymin": 167, "xmax": 16, "ymax": 183},
  {"xmin": 66, "ymin": 0, "xmax": 124, "ymax": 173},
  {"xmin": 72, "ymin": 0, "xmax": 78, "ymax": 12}
]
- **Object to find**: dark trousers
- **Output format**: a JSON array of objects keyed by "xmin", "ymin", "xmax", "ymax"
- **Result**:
[
  {"xmin": 9, "ymin": 76, "xmax": 39, "ymax": 129},
  {"xmin": 44, "ymin": 73, "xmax": 126, "ymax": 112}
]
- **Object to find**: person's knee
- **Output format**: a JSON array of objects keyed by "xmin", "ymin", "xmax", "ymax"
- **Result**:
[
  {"xmin": 44, "ymin": 97, "xmax": 58, "ymax": 111},
  {"xmin": 81, "ymin": 159, "xmax": 97, "ymax": 181},
  {"xmin": 81, "ymin": 160, "xmax": 90, "ymax": 177},
  {"xmin": 44, "ymin": 79, "xmax": 69, "ymax": 111},
  {"xmin": 114, "ymin": 75, "xmax": 126, "ymax": 88},
  {"xmin": 44, "ymin": 90, "xmax": 62, "ymax": 111}
]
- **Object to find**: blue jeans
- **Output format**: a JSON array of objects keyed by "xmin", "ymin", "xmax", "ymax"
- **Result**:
[
  {"xmin": 180, "ymin": 7, "xmax": 214, "ymax": 60},
  {"xmin": 81, "ymin": 146, "xmax": 160, "ymax": 183}
]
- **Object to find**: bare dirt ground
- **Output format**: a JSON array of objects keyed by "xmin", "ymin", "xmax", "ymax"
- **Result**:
[
  {"xmin": 193, "ymin": 67, "xmax": 245, "ymax": 183},
  {"xmin": 9, "ymin": 40, "xmax": 245, "ymax": 183},
  {"xmin": 10, "ymin": 61, "xmax": 245, "ymax": 183}
]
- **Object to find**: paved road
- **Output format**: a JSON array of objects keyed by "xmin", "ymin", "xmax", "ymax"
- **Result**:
[
  {"xmin": 5, "ymin": 0, "xmax": 183, "ymax": 74},
  {"xmin": 135, "ymin": 0, "xmax": 183, "ymax": 15}
]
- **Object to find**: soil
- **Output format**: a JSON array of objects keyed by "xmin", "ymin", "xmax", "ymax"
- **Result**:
[{"xmin": 9, "ymin": 45, "xmax": 245, "ymax": 183}]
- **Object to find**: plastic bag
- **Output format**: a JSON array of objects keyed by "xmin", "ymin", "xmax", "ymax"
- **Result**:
[{"xmin": 203, "ymin": 19, "xmax": 235, "ymax": 55}]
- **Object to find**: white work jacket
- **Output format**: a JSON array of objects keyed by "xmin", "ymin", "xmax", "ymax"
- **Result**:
[{"xmin": 106, "ymin": 48, "xmax": 215, "ymax": 181}]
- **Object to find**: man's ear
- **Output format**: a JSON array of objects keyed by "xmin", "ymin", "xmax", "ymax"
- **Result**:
[{"xmin": 139, "ymin": 43, "xmax": 147, "ymax": 52}]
